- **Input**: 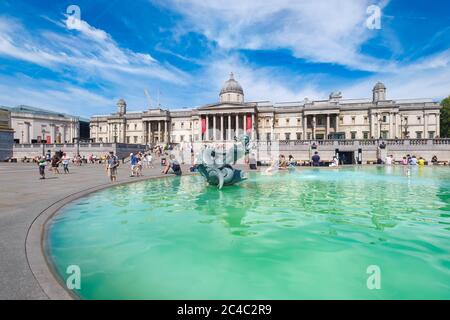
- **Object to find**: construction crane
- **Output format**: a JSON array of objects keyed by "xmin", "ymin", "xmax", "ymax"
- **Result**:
[{"xmin": 144, "ymin": 89, "xmax": 152, "ymax": 109}]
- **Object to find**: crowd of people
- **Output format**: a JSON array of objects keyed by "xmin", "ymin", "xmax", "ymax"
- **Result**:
[
  {"xmin": 35, "ymin": 148, "xmax": 182, "ymax": 181},
  {"xmin": 32, "ymin": 144, "xmax": 442, "ymax": 181}
]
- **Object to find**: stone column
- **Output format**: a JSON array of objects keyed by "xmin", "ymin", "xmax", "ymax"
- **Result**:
[
  {"xmin": 62, "ymin": 125, "xmax": 67, "ymax": 143},
  {"xmin": 436, "ymin": 114, "xmax": 440, "ymax": 137},
  {"xmin": 206, "ymin": 115, "xmax": 210, "ymax": 141},
  {"xmin": 397, "ymin": 114, "xmax": 401, "ymax": 138},
  {"xmin": 165, "ymin": 120, "xmax": 168, "ymax": 143},
  {"xmin": 389, "ymin": 113, "xmax": 394, "ymax": 139},
  {"xmin": 235, "ymin": 114, "xmax": 239, "ymax": 137},
  {"xmin": 199, "ymin": 117, "xmax": 203, "ymax": 141},
  {"xmin": 370, "ymin": 113, "xmax": 375, "ymax": 138},
  {"xmin": 312, "ymin": 115, "xmax": 316, "ymax": 140},
  {"xmin": 149, "ymin": 121, "xmax": 153, "ymax": 144},
  {"xmin": 336, "ymin": 115, "xmax": 340, "ymax": 134},
  {"xmin": 213, "ymin": 115, "xmax": 216, "ymax": 141},
  {"xmin": 251, "ymin": 113, "xmax": 255, "ymax": 140},
  {"xmin": 228, "ymin": 115, "xmax": 232, "ymax": 141},
  {"xmin": 302, "ymin": 115, "xmax": 306, "ymax": 139},
  {"xmin": 271, "ymin": 117, "xmax": 274, "ymax": 141},
  {"xmin": 220, "ymin": 115, "xmax": 224, "ymax": 141},
  {"xmin": 244, "ymin": 113, "xmax": 247, "ymax": 133},
  {"xmin": 158, "ymin": 121, "xmax": 161, "ymax": 143},
  {"xmin": 326, "ymin": 114, "xmax": 330, "ymax": 139}
]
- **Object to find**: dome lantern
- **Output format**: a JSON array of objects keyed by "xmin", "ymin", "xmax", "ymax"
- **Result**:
[{"xmin": 219, "ymin": 72, "xmax": 244, "ymax": 103}]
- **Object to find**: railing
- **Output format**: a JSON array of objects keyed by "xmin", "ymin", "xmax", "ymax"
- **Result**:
[{"xmin": 254, "ymin": 138, "xmax": 450, "ymax": 147}]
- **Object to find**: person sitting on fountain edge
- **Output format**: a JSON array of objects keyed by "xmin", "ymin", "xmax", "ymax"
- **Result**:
[{"xmin": 162, "ymin": 154, "xmax": 182, "ymax": 176}]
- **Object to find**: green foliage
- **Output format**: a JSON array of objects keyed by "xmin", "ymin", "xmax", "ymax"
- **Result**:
[{"xmin": 441, "ymin": 96, "xmax": 450, "ymax": 138}]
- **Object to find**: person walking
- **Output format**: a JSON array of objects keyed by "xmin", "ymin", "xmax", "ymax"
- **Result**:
[
  {"xmin": 106, "ymin": 151, "xmax": 119, "ymax": 182},
  {"xmin": 129, "ymin": 153, "xmax": 138, "ymax": 177},
  {"xmin": 38, "ymin": 156, "xmax": 46, "ymax": 179},
  {"xmin": 62, "ymin": 153, "xmax": 70, "ymax": 174},
  {"xmin": 51, "ymin": 154, "xmax": 61, "ymax": 174}
]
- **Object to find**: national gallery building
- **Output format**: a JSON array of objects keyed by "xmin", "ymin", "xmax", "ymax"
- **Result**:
[{"xmin": 90, "ymin": 73, "xmax": 442, "ymax": 144}]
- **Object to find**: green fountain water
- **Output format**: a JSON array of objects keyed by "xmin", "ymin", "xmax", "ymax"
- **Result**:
[{"xmin": 47, "ymin": 166, "xmax": 450, "ymax": 299}]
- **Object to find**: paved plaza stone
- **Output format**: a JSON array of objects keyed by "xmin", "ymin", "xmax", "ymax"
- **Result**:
[{"xmin": 0, "ymin": 161, "xmax": 200, "ymax": 300}]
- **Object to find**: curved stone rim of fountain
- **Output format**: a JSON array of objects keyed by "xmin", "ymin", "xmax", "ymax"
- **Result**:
[{"xmin": 25, "ymin": 174, "xmax": 187, "ymax": 300}]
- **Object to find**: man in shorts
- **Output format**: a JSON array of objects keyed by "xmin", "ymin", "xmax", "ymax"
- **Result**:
[{"xmin": 106, "ymin": 151, "xmax": 119, "ymax": 182}]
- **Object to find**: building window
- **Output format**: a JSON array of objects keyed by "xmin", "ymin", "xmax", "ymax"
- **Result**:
[
  {"xmin": 339, "ymin": 116, "xmax": 344, "ymax": 125},
  {"xmin": 275, "ymin": 119, "xmax": 279, "ymax": 126},
  {"xmin": 126, "ymin": 136, "xmax": 130, "ymax": 143},
  {"xmin": 99, "ymin": 137, "xmax": 103, "ymax": 142},
  {"xmin": 382, "ymin": 115, "xmax": 387, "ymax": 123},
  {"xmin": 181, "ymin": 122, "xmax": 184, "ymax": 129},
  {"xmin": 351, "ymin": 131, "xmax": 356, "ymax": 139},
  {"xmin": 364, "ymin": 117, "xmax": 368, "ymax": 124},
  {"xmin": 134, "ymin": 124, "xmax": 137, "ymax": 130},
  {"xmin": 297, "ymin": 118, "xmax": 301, "ymax": 125},
  {"xmin": 351, "ymin": 117, "xmax": 356, "ymax": 125},
  {"xmin": 416, "ymin": 131, "xmax": 422, "ymax": 139},
  {"xmin": 285, "ymin": 133, "xmax": 291, "ymax": 140},
  {"xmin": 266, "ymin": 133, "xmax": 271, "ymax": 141},
  {"xmin": 285, "ymin": 118, "xmax": 290, "ymax": 126},
  {"xmin": 428, "ymin": 131, "xmax": 435, "ymax": 139},
  {"xmin": 417, "ymin": 116, "xmax": 421, "ymax": 122},
  {"xmin": 127, "ymin": 124, "xmax": 130, "ymax": 129},
  {"xmin": 133, "ymin": 136, "xmax": 137, "ymax": 143},
  {"xmin": 363, "ymin": 131, "xmax": 369, "ymax": 139},
  {"xmin": 296, "ymin": 132, "xmax": 302, "ymax": 140},
  {"xmin": 317, "ymin": 117, "xmax": 324, "ymax": 126},
  {"xmin": 180, "ymin": 135, "xmax": 184, "ymax": 142},
  {"xmin": 381, "ymin": 131, "xmax": 389, "ymax": 139}
]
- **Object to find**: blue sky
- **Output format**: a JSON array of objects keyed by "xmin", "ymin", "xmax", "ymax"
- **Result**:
[{"xmin": 0, "ymin": 0, "xmax": 449, "ymax": 117}]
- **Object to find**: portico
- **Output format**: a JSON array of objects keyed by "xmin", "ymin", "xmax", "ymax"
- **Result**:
[
  {"xmin": 142, "ymin": 109, "xmax": 171, "ymax": 144},
  {"xmin": 198, "ymin": 108, "xmax": 256, "ymax": 142}
]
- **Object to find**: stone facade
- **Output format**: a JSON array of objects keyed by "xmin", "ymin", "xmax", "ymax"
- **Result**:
[
  {"xmin": 90, "ymin": 74, "xmax": 442, "ymax": 144},
  {"xmin": 7, "ymin": 106, "xmax": 81, "ymax": 144},
  {"xmin": 0, "ymin": 108, "xmax": 14, "ymax": 160}
]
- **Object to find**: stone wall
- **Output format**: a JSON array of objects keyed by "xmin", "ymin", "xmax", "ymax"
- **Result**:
[
  {"xmin": 257, "ymin": 139, "xmax": 450, "ymax": 163},
  {"xmin": 0, "ymin": 131, "xmax": 14, "ymax": 161},
  {"xmin": 13, "ymin": 143, "xmax": 146, "ymax": 160}
]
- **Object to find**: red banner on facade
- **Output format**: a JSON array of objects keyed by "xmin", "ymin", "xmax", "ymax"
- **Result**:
[
  {"xmin": 46, "ymin": 135, "xmax": 51, "ymax": 144},
  {"xmin": 201, "ymin": 117, "xmax": 206, "ymax": 134},
  {"xmin": 246, "ymin": 114, "xmax": 252, "ymax": 133}
]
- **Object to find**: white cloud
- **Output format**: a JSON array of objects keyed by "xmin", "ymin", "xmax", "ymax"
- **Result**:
[
  {"xmin": 0, "ymin": 74, "xmax": 114, "ymax": 116},
  {"xmin": 200, "ymin": 55, "xmax": 326, "ymax": 103},
  {"xmin": 0, "ymin": 15, "xmax": 188, "ymax": 84},
  {"xmin": 155, "ymin": 0, "xmax": 391, "ymax": 71}
]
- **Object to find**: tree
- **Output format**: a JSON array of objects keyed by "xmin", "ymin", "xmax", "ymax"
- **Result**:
[{"xmin": 441, "ymin": 96, "xmax": 450, "ymax": 138}]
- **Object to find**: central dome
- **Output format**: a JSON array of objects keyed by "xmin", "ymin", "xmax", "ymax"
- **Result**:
[
  {"xmin": 220, "ymin": 72, "xmax": 244, "ymax": 95},
  {"xmin": 219, "ymin": 72, "xmax": 244, "ymax": 103}
]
